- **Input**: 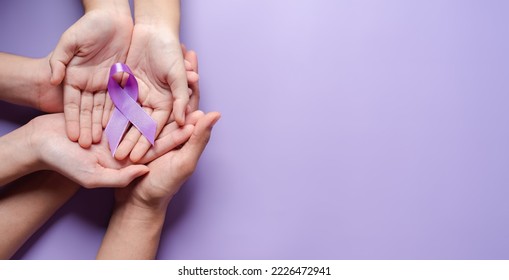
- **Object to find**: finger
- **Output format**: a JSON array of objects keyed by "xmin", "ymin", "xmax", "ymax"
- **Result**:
[
  {"xmin": 92, "ymin": 91, "xmax": 106, "ymax": 143},
  {"xmin": 130, "ymin": 109, "xmax": 171, "ymax": 162},
  {"xmin": 114, "ymin": 126, "xmax": 140, "ymax": 161},
  {"xmin": 49, "ymin": 32, "xmax": 76, "ymax": 85},
  {"xmin": 172, "ymin": 87, "xmax": 189, "ymax": 126},
  {"xmin": 180, "ymin": 112, "xmax": 221, "ymax": 166},
  {"xmin": 183, "ymin": 110, "xmax": 205, "ymax": 126},
  {"xmin": 185, "ymin": 51, "xmax": 200, "ymax": 111},
  {"xmin": 168, "ymin": 62, "xmax": 190, "ymax": 126},
  {"xmin": 78, "ymin": 91, "xmax": 94, "ymax": 148},
  {"xmin": 184, "ymin": 60, "xmax": 193, "ymax": 71},
  {"xmin": 147, "ymin": 109, "xmax": 202, "ymax": 142},
  {"xmin": 102, "ymin": 92, "xmax": 114, "ymax": 128},
  {"xmin": 186, "ymin": 71, "xmax": 199, "ymax": 84},
  {"xmin": 180, "ymin": 43, "xmax": 188, "ymax": 56},
  {"xmin": 63, "ymin": 84, "xmax": 81, "ymax": 141},
  {"xmin": 114, "ymin": 106, "xmax": 152, "ymax": 160},
  {"xmin": 139, "ymin": 124, "xmax": 194, "ymax": 164},
  {"xmin": 87, "ymin": 165, "xmax": 150, "ymax": 188},
  {"xmin": 188, "ymin": 85, "xmax": 199, "ymax": 111},
  {"xmin": 185, "ymin": 50, "xmax": 199, "ymax": 73}
]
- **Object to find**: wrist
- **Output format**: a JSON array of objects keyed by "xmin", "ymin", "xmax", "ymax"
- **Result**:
[
  {"xmin": 83, "ymin": 0, "xmax": 131, "ymax": 15},
  {"xmin": 0, "ymin": 122, "xmax": 43, "ymax": 185},
  {"xmin": 116, "ymin": 199, "xmax": 168, "ymax": 222},
  {"xmin": 97, "ymin": 193, "xmax": 167, "ymax": 259},
  {"xmin": 24, "ymin": 118, "xmax": 46, "ymax": 172},
  {"xmin": 33, "ymin": 56, "xmax": 53, "ymax": 110},
  {"xmin": 133, "ymin": 0, "xmax": 180, "ymax": 35},
  {"xmin": 117, "ymin": 189, "xmax": 172, "ymax": 216},
  {"xmin": 0, "ymin": 53, "xmax": 40, "ymax": 108},
  {"xmin": 116, "ymin": 174, "xmax": 185, "ymax": 212}
]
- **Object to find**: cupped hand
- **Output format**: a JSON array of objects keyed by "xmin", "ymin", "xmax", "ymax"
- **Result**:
[
  {"xmin": 50, "ymin": 9, "xmax": 133, "ymax": 148},
  {"xmin": 115, "ymin": 111, "xmax": 220, "ymax": 210},
  {"xmin": 27, "ymin": 113, "xmax": 198, "ymax": 189},
  {"xmin": 110, "ymin": 24, "xmax": 191, "ymax": 162}
]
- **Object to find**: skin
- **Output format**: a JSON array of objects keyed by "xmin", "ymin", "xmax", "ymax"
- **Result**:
[
  {"xmin": 49, "ymin": 0, "xmax": 134, "ymax": 148},
  {"xmin": 0, "ymin": 56, "xmax": 202, "ymax": 258},
  {"xmin": 0, "ymin": 111, "xmax": 204, "ymax": 259},
  {"xmin": 97, "ymin": 111, "xmax": 220, "ymax": 259},
  {"xmin": 0, "ymin": 112, "xmax": 197, "ymax": 188},
  {"xmin": 1, "ymin": 4, "xmax": 208, "ymax": 257},
  {"xmin": 111, "ymin": 0, "xmax": 190, "ymax": 162},
  {"xmin": 98, "ymin": 49, "xmax": 220, "ymax": 259},
  {"xmin": 50, "ymin": 0, "xmax": 191, "ymax": 159},
  {"xmin": 0, "ymin": 53, "xmax": 62, "ymax": 113}
]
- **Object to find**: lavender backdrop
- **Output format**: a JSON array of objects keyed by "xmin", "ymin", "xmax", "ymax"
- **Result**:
[{"xmin": 1, "ymin": 0, "xmax": 508, "ymax": 259}]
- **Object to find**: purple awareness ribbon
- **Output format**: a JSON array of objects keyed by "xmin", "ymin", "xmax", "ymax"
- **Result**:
[{"xmin": 105, "ymin": 63, "xmax": 156, "ymax": 156}]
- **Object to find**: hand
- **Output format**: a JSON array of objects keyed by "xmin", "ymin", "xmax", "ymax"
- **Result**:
[
  {"xmin": 126, "ymin": 45, "xmax": 200, "ymax": 130},
  {"xmin": 183, "ymin": 45, "xmax": 200, "ymax": 113},
  {"xmin": 110, "ymin": 23, "xmax": 190, "ymax": 162},
  {"xmin": 34, "ymin": 54, "xmax": 63, "ymax": 112},
  {"xmin": 115, "ymin": 111, "xmax": 221, "ymax": 210},
  {"xmin": 50, "ymin": 3, "xmax": 133, "ymax": 148},
  {"xmin": 27, "ymin": 113, "xmax": 197, "ymax": 188}
]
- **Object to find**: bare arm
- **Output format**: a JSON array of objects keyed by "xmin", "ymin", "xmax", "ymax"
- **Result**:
[
  {"xmin": 0, "ymin": 113, "xmax": 150, "ymax": 188},
  {"xmin": 0, "ymin": 53, "xmax": 62, "ymax": 112},
  {"xmin": 0, "ymin": 123, "xmax": 41, "ymax": 186},
  {"xmin": 97, "ymin": 111, "xmax": 220, "ymax": 259}
]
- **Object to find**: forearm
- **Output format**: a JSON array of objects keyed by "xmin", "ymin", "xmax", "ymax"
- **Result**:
[
  {"xmin": 0, "ymin": 124, "xmax": 41, "ymax": 186},
  {"xmin": 0, "ymin": 53, "xmax": 43, "ymax": 108},
  {"xmin": 134, "ymin": 0, "xmax": 180, "ymax": 34},
  {"xmin": 97, "ymin": 202, "xmax": 167, "ymax": 259},
  {"xmin": 0, "ymin": 171, "xmax": 79, "ymax": 259}
]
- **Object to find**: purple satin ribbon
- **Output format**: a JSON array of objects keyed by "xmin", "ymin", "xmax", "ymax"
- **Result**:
[{"xmin": 105, "ymin": 63, "xmax": 156, "ymax": 156}]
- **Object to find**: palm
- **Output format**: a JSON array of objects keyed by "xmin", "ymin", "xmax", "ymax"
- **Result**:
[
  {"xmin": 63, "ymin": 11, "xmax": 132, "ymax": 92},
  {"xmin": 32, "ymin": 112, "xmax": 196, "ymax": 188},
  {"xmin": 129, "ymin": 24, "xmax": 186, "ymax": 126},
  {"xmin": 34, "ymin": 114, "xmax": 130, "ymax": 185},
  {"xmin": 51, "ymin": 10, "xmax": 133, "ymax": 147},
  {"xmin": 113, "ymin": 24, "xmax": 188, "ymax": 161}
]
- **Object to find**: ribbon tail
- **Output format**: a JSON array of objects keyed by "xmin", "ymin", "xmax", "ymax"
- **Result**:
[
  {"xmin": 128, "ymin": 112, "xmax": 157, "ymax": 145},
  {"xmin": 116, "ymin": 96, "xmax": 157, "ymax": 145},
  {"xmin": 106, "ymin": 62, "xmax": 157, "ymax": 155},
  {"xmin": 105, "ymin": 108, "xmax": 130, "ymax": 156}
]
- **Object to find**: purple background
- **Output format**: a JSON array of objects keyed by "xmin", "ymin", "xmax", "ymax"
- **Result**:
[{"xmin": 1, "ymin": 0, "xmax": 508, "ymax": 259}]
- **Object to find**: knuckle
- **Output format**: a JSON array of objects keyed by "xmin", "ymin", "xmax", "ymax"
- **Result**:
[
  {"xmin": 80, "ymin": 107, "xmax": 93, "ymax": 115},
  {"xmin": 93, "ymin": 102, "xmax": 104, "ymax": 111}
]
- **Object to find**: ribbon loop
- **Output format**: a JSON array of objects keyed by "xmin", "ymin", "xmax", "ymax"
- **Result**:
[{"xmin": 105, "ymin": 63, "xmax": 157, "ymax": 156}]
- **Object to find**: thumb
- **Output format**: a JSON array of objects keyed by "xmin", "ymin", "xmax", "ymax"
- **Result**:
[
  {"xmin": 169, "ymin": 63, "xmax": 190, "ymax": 126},
  {"xmin": 180, "ymin": 112, "xmax": 221, "ymax": 165},
  {"xmin": 88, "ymin": 165, "xmax": 150, "ymax": 188},
  {"xmin": 49, "ymin": 32, "xmax": 77, "ymax": 85}
]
